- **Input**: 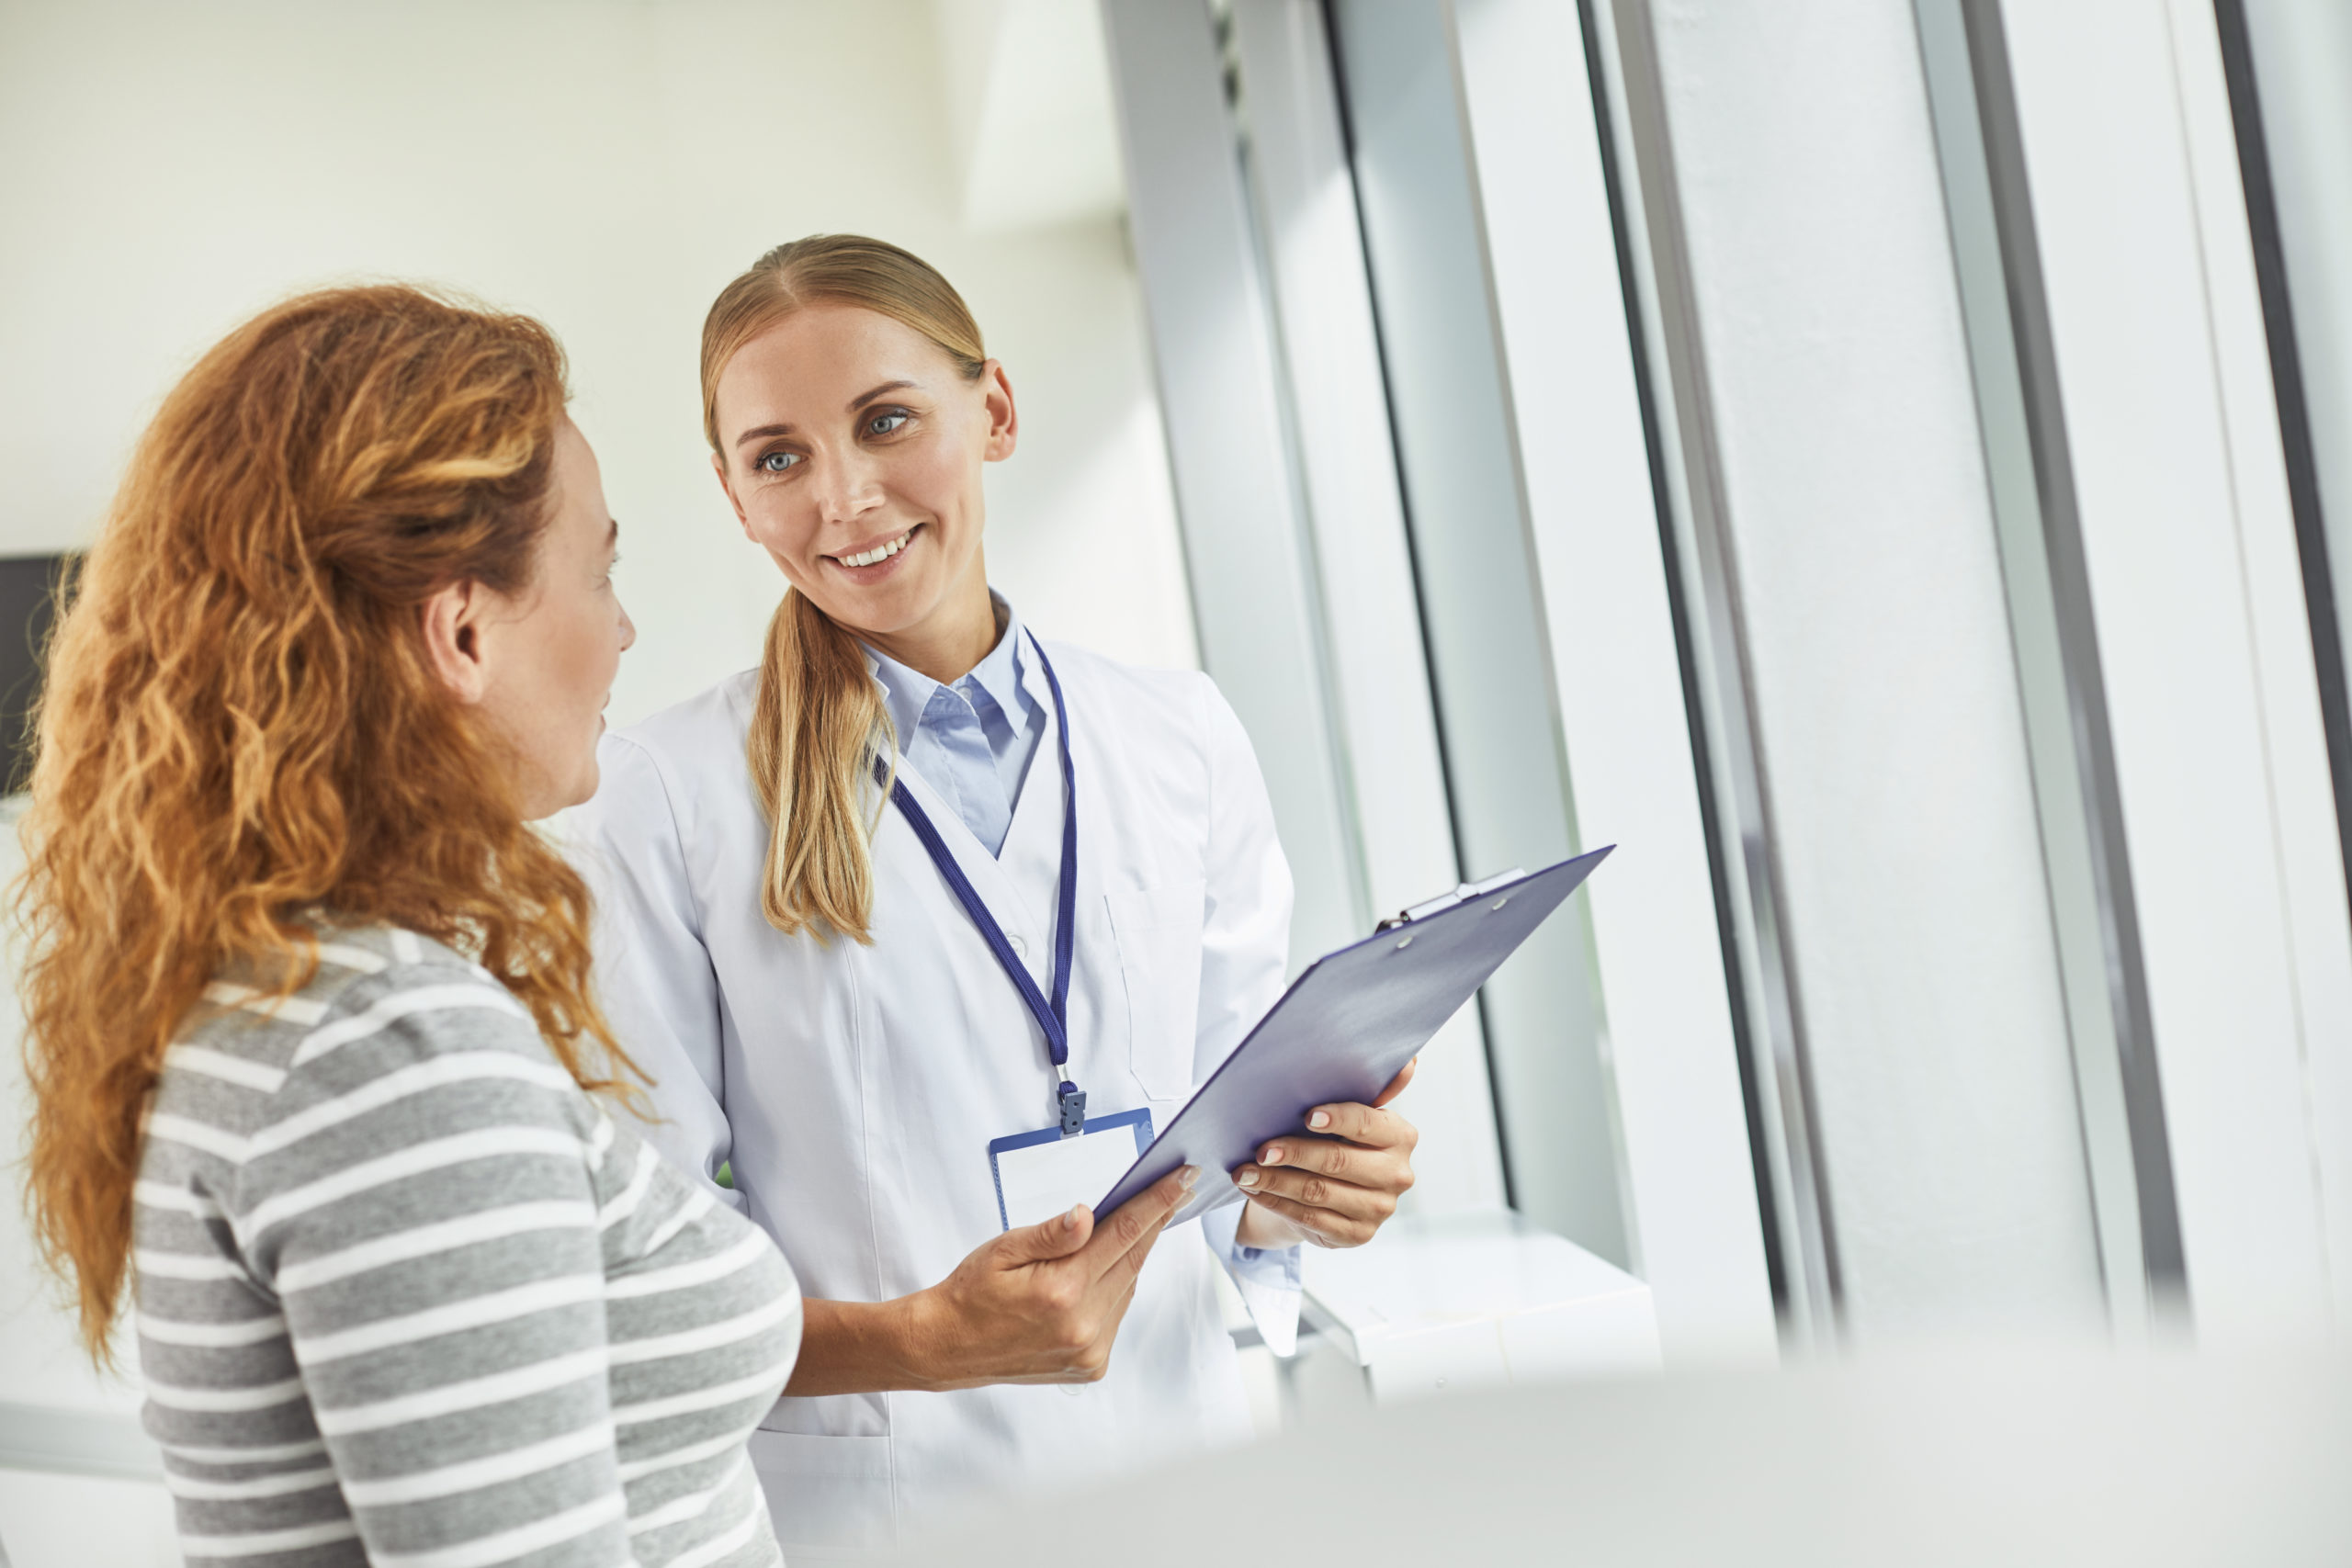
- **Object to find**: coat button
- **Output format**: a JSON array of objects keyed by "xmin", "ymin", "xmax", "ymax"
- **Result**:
[{"xmin": 1010, "ymin": 935, "xmax": 1028, "ymax": 958}]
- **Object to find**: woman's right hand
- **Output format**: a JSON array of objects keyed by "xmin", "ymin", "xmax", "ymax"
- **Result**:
[
  {"xmin": 906, "ymin": 1166, "xmax": 1196, "ymax": 1388},
  {"xmin": 781, "ymin": 1166, "xmax": 1196, "ymax": 1396}
]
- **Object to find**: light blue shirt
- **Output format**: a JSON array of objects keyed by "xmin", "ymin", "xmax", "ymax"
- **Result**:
[{"xmin": 864, "ymin": 593, "xmax": 1044, "ymax": 857}]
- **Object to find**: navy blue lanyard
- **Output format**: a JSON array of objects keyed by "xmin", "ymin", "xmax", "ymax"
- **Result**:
[{"xmin": 873, "ymin": 637, "xmax": 1087, "ymax": 1135}]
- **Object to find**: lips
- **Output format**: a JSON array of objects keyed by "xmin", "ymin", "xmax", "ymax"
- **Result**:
[{"xmin": 826, "ymin": 524, "xmax": 922, "ymax": 573}]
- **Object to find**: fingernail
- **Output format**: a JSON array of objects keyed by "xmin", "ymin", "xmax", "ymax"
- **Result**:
[
  {"xmin": 1179, "ymin": 1166, "xmax": 1200, "ymax": 1190},
  {"xmin": 1237, "ymin": 1168, "xmax": 1260, "ymax": 1189},
  {"xmin": 1309, "ymin": 1111, "xmax": 1332, "ymax": 1131},
  {"xmin": 1066, "ymin": 1204, "xmax": 1087, "ymax": 1232},
  {"xmin": 1262, "ymin": 1145, "xmax": 1283, "ymax": 1165}
]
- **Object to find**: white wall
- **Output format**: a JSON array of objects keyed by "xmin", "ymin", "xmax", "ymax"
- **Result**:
[
  {"xmin": 934, "ymin": 0, "xmax": 1126, "ymax": 233},
  {"xmin": 0, "ymin": 0, "xmax": 1194, "ymax": 735}
]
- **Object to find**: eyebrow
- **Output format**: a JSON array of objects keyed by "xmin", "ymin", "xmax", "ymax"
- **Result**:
[
  {"xmin": 847, "ymin": 379, "xmax": 917, "ymax": 409},
  {"xmin": 729, "ymin": 380, "xmax": 922, "ymax": 449}
]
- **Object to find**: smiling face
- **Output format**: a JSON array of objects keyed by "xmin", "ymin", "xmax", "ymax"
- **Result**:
[{"xmin": 709, "ymin": 303, "xmax": 1015, "ymax": 670}]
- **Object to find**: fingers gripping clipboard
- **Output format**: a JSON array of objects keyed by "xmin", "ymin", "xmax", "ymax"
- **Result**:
[{"xmin": 1096, "ymin": 846, "xmax": 1613, "ymax": 1228}]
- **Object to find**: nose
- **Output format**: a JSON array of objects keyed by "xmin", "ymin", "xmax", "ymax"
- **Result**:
[
  {"xmin": 810, "ymin": 444, "xmax": 886, "ymax": 531},
  {"xmin": 616, "ymin": 597, "xmax": 637, "ymax": 654}
]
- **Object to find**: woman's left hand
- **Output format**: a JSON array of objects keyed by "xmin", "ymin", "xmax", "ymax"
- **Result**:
[{"xmin": 1231, "ymin": 1059, "xmax": 1419, "ymax": 1249}]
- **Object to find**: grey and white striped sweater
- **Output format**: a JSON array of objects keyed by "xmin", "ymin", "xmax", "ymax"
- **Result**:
[{"xmin": 132, "ymin": 924, "xmax": 800, "ymax": 1566}]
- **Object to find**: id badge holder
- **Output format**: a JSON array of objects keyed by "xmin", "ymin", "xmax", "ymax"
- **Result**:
[{"xmin": 988, "ymin": 1108, "xmax": 1155, "ymax": 1232}]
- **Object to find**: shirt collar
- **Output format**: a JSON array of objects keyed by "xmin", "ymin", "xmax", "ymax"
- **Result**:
[
  {"xmin": 965, "ymin": 592, "xmax": 1029, "ymax": 723},
  {"xmin": 863, "ymin": 591, "xmax": 1030, "ymax": 749}
]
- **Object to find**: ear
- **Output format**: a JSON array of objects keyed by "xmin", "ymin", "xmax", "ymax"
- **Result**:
[
  {"xmin": 980, "ymin": 360, "xmax": 1018, "ymax": 463},
  {"xmin": 420, "ymin": 580, "xmax": 492, "ymax": 705},
  {"xmin": 711, "ymin": 450, "xmax": 755, "ymax": 539}
]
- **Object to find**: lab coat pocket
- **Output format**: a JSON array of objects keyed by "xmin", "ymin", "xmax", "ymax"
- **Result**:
[{"xmin": 1106, "ymin": 881, "xmax": 1207, "ymax": 1100}]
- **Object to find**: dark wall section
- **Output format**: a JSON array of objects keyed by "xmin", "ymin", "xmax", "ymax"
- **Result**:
[{"xmin": 0, "ymin": 555, "xmax": 74, "ymax": 793}]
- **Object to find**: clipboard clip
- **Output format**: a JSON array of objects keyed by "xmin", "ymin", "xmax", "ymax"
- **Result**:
[{"xmin": 1374, "ymin": 868, "xmax": 1529, "ymax": 931}]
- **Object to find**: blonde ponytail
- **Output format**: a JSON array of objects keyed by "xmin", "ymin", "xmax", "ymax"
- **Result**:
[{"xmin": 746, "ymin": 589, "xmax": 895, "ymax": 942}]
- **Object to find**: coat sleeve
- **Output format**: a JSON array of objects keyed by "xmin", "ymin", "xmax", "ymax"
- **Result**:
[
  {"xmin": 1188, "ymin": 675, "xmax": 1305, "ymax": 1352},
  {"xmin": 565, "ymin": 731, "xmax": 741, "ymax": 1209}
]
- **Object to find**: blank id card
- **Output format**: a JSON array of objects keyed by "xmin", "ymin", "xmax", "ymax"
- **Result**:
[{"xmin": 987, "ymin": 1109, "xmax": 1155, "ymax": 1231}]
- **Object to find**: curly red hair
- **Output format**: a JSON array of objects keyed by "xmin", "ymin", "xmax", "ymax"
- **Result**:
[{"xmin": 17, "ymin": 284, "xmax": 637, "ymax": 1359}]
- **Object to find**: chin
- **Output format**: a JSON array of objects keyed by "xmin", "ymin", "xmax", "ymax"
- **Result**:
[
  {"xmin": 569, "ymin": 757, "xmax": 604, "ymax": 809},
  {"xmin": 839, "ymin": 575, "xmax": 943, "ymax": 636},
  {"xmin": 520, "ymin": 761, "xmax": 603, "ymax": 824}
]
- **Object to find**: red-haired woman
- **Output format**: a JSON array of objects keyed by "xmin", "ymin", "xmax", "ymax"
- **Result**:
[{"xmin": 19, "ymin": 286, "xmax": 800, "ymax": 1566}]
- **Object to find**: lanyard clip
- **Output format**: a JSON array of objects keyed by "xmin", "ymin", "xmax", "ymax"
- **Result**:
[{"xmin": 1057, "ymin": 1082, "xmax": 1087, "ymax": 1138}]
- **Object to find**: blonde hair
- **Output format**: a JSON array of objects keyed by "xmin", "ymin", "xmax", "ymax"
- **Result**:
[
  {"xmin": 18, "ymin": 286, "xmax": 638, "ymax": 1358},
  {"xmin": 701, "ymin": 235, "xmax": 989, "ymax": 942}
]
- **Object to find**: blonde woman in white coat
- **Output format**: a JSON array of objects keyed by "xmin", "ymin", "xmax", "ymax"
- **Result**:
[{"xmin": 569, "ymin": 235, "xmax": 1419, "ymax": 1556}]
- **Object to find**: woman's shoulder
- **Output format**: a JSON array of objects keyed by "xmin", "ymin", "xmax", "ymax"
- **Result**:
[
  {"xmin": 191, "ymin": 922, "xmax": 483, "ymax": 1016},
  {"xmin": 1037, "ymin": 637, "xmax": 1265, "ymax": 794},
  {"xmin": 157, "ymin": 924, "xmax": 560, "ymax": 1153},
  {"xmin": 604, "ymin": 669, "xmax": 760, "ymax": 773},
  {"xmin": 1035, "ymin": 637, "xmax": 1231, "ymax": 735},
  {"xmin": 573, "ymin": 670, "xmax": 763, "ymax": 850},
  {"xmin": 191, "ymin": 924, "xmax": 543, "ymax": 1064},
  {"xmin": 595, "ymin": 671, "xmax": 760, "ymax": 803}
]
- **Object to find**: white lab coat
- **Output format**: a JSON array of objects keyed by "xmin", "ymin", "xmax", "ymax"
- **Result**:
[{"xmin": 568, "ymin": 634, "xmax": 1294, "ymax": 1557}]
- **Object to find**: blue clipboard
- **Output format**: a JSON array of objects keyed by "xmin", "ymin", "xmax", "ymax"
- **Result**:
[{"xmin": 1094, "ymin": 846, "xmax": 1613, "ymax": 1227}]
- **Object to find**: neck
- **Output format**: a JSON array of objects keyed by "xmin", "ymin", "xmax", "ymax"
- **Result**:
[{"xmin": 862, "ymin": 572, "xmax": 999, "ymax": 685}]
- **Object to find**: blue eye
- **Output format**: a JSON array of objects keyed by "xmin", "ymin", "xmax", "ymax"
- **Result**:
[
  {"xmin": 757, "ymin": 450, "xmax": 801, "ymax": 474},
  {"xmin": 867, "ymin": 412, "xmax": 910, "ymax": 436}
]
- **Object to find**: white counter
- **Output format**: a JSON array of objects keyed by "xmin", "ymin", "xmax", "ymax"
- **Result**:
[{"xmin": 1283, "ymin": 1208, "xmax": 1661, "ymax": 1415}]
